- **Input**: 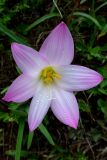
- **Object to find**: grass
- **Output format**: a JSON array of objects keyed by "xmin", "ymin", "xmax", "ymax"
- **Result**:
[{"xmin": 0, "ymin": 0, "xmax": 107, "ymax": 160}]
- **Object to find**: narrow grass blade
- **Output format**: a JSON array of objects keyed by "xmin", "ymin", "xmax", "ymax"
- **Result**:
[
  {"xmin": 53, "ymin": 0, "xmax": 63, "ymax": 18},
  {"xmin": 6, "ymin": 150, "xmax": 29, "ymax": 157},
  {"xmin": 6, "ymin": 150, "xmax": 37, "ymax": 158},
  {"xmin": 15, "ymin": 120, "xmax": 25, "ymax": 160},
  {"xmin": 25, "ymin": 13, "xmax": 59, "ymax": 32},
  {"xmin": 50, "ymin": 0, "xmax": 58, "ymax": 13},
  {"xmin": 27, "ymin": 131, "xmax": 34, "ymax": 149},
  {"xmin": 39, "ymin": 124, "xmax": 55, "ymax": 146},
  {"xmin": 0, "ymin": 23, "xmax": 28, "ymax": 44},
  {"xmin": 95, "ymin": 2, "xmax": 107, "ymax": 12},
  {"xmin": 73, "ymin": 12, "xmax": 102, "ymax": 30}
]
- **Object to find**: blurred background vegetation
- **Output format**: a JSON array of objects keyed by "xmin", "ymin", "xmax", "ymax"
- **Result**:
[{"xmin": 0, "ymin": 0, "xmax": 107, "ymax": 160}]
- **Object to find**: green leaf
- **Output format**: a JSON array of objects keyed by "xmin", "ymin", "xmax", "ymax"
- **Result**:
[
  {"xmin": 89, "ymin": 46, "xmax": 101, "ymax": 56},
  {"xmin": 25, "ymin": 13, "xmax": 60, "ymax": 32},
  {"xmin": 97, "ymin": 99, "xmax": 107, "ymax": 119},
  {"xmin": 0, "ymin": 87, "xmax": 8, "ymax": 94},
  {"xmin": 73, "ymin": 12, "xmax": 102, "ymax": 30},
  {"xmin": 39, "ymin": 123, "xmax": 55, "ymax": 146},
  {"xmin": 6, "ymin": 150, "xmax": 37, "ymax": 158},
  {"xmin": 0, "ymin": 112, "xmax": 12, "ymax": 122},
  {"xmin": 52, "ymin": 0, "xmax": 63, "ymax": 18},
  {"xmin": 12, "ymin": 109, "xmax": 27, "ymax": 118},
  {"xmin": 102, "ymin": 24, "xmax": 107, "ymax": 33},
  {"xmin": 27, "ymin": 131, "xmax": 34, "ymax": 149},
  {"xmin": 98, "ymin": 66, "xmax": 107, "ymax": 78},
  {"xmin": 15, "ymin": 120, "xmax": 25, "ymax": 160},
  {"xmin": 78, "ymin": 99, "xmax": 90, "ymax": 112},
  {"xmin": 0, "ymin": 23, "xmax": 28, "ymax": 44},
  {"xmin": 100, "ymin": 79, "xmax": 107, "ymax": 88},
  {"xmin": 6, "ymin": 150, "xmax": 28, "ymax": 157},
  {"xmin": 95, "ymin": 2, "xmax": 107, "ymax": 12},
  {"xmin": 98, "ymin": 88, "xmax": 107, "ymax": 95}
]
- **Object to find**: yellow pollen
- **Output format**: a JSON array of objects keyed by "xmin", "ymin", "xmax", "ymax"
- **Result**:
[{"xmin": 39, "ymin": 66, "xmax": 61, "ymax": 85}]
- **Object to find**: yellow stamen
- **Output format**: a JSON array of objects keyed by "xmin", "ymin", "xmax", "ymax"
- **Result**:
[{"xmin": 39, "ymin": 66, "xmax": 61, "ymax": 85}]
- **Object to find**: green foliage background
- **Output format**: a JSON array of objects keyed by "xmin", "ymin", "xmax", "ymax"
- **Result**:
[{"xmin": 0, "ymin": 0, "xmax": 107, "ymax": 160}]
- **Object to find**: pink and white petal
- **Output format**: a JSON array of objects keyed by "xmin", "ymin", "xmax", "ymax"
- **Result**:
[
  {"xmin": 28, "ymin": 83, "xmax": 52, "ymax": 132},
  {"xmin": 11, "ymin": 43, "xmax": 48, "ymax": 76},
  {"xmin": 2, "ymin": 74, "xmax": 37, "ymax": 102},
  {"xmin": 51, "ymin": 88, "xmax": 79, "ymax": 129},
  {"xmin": 55, "ymin": 65, "xmax": 103, "ymax": 91},
  {"xmin": 39, "ymin": 22, "xmax": 74, "ymax": 65}
]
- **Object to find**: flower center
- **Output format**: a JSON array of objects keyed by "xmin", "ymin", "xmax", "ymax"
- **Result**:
[{"xmin": 39, "ymin": 66, "xmax": 61, "ymax": 85}]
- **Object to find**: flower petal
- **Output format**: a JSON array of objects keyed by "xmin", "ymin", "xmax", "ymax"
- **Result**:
[
  {"xmin": 2, "ymin": 74, "xmax": 37, "ymax": 102},
  {"xmin": 11, "ymin": 43, "xmax": 48, "ymax": 76},
  {"xmin": 28, "ymin": 83, "xmax": 52, "ymax": 131},
  {"xmin": 51, "ymin": 88, "xmax": 79, "ymax": 129},
  {"xmin": 55, "ymin": 65, "xmax": 103, "ymax": 91},
  {"xmin": 39, "ymin": 22, "xmax": 74, "ymax": 65}
]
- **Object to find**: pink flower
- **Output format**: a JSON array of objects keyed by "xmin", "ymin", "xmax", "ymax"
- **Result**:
[{"xmin": 2, "ymin": 22, "xmax": 103, "ymax": 131}]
